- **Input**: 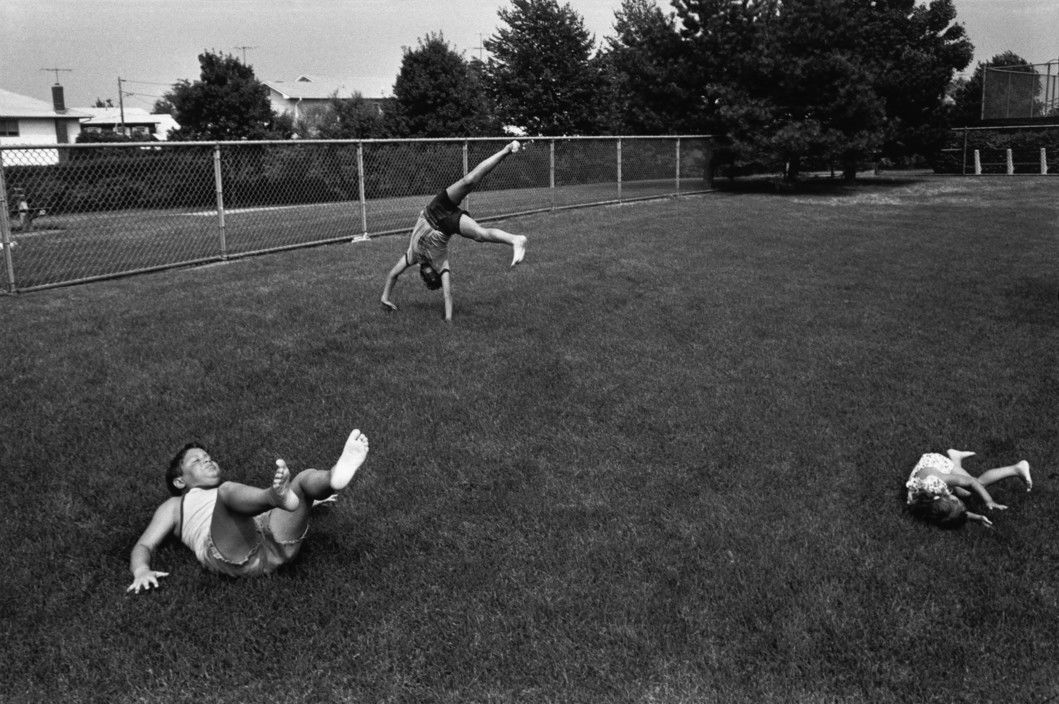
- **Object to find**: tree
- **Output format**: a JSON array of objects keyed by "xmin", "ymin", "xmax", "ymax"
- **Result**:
[
  {"xmin": 675, "ymin": 0, "xmax": 972, "ymax": 180},
  {"xmin": 163, "ymin": 51, "xmax": 281, "ymax": 140},
  {"xmin": 92, "ymin": 98, "xmax": 115, "ymax": 108},
  {"xmin": 152, "ymin": 96, "xmax": 175, "ymax": 116},
  {"xmin": 951, "ymin": 51, "xmax": 1035, "ymax": 126},
  {"xmin": 862, "ymin": 0, "xmax": 973, "ymax": 164},
  {"xmin": 310, "ymin": 93, "xmax": 391, "ymax": 139},
  {"xmin": 483, "ymin": 0, "xmax": 603, "ymax": 135},
  {"xmin": 600, "ymin": 0, "xmax": 702, "ymax": 134},
  {"xmin": 390, "ymin": 33, "xmax": 496, "ymax": 137}
]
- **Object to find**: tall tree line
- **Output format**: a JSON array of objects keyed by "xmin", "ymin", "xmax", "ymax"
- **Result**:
[{"xmin": 152, "ymin": 0, "xmax": 977, "ymax": 178}]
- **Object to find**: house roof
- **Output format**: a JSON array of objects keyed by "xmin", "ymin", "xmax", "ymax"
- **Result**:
[
  {"xmin": 78, "ymin": 107, "xmax": 175, "ymax": 126},
  {"xmin": 264, "ymin": 75, "xmax": 386, "ymax": 100},
  {"xmin": 0, "ymin": 87, "xmax": 89, "ymax": 119}
]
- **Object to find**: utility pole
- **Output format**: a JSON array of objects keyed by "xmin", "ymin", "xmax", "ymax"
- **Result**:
[
  {"xmin": 117, "ymin": 77, "xmax": 131, "ymax": 136},
  {"xmin": 233, "ymin": 45, "xmax": 257, "ymax": 64}
]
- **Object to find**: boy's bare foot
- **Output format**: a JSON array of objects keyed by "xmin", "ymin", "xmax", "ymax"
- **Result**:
[
  {"xmin": 381, "ymin": 298, "xmax": 398, "ymax": 312},
  {"xmin": 947, "ymin": 449, "xmax": 975, "ymax": 461},
  {"xmin": 272, "ymin": 460, "xmax": 301, "ymax": 512},
  {"xmin": 331, "ymin": 429, "xmax": 369, "ymax": 491},
  {"xmin": 1015, "ymin": 460, "xmax": 1032, "ymax": 491},
  {"xmin": 511, "ymin": 235, "xmax": 527, "ymax": 267}
]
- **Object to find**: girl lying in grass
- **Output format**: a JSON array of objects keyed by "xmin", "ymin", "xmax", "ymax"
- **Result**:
[
  {"xmin": 127, "ymin": 429, "xmax": 369, "ymax": 593},
  {"xmin": 905, "ymin": 449, "xmax": 1032, "ymax": 529},
  {"xmin": 380, "ymin": 140, "xmax": 528, "ymax": 322}
]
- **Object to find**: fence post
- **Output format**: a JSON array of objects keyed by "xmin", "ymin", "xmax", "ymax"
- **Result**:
[
  {"xmin": 549, "ymin": 139, "xmax": 556, "ymax": 212},
  {"xmin": 616, "ymin": 138, "xmax": 623, "ymax": 203},
  {"xmin": 974, "ymin": 149, "xmax": 982, "ymax": 175},
  {"xmin": 1006, "ymin": 149, "xmax": 1014, "ymax": 175},
  {"xmin": 357, "ymin": 142, "xmax": 368, "ymax": 238},
  {"xmin": 675, "ymin": 138, "xmax": 681, "ymax": 195},
  {"xmin": 0, "ymin": 155, "xmax": 16, "ymax": 292},
  {"xmin": 462, "ymin": 140, "xmax": 470, "ymax": 209},
  {"xmin": 213, "ymin": 144, "xmax": 228, "ymax": 260},
  {"xmin": 1041, "ymin": 147, "xmax": 1048, "ymax": 175},
  {"xmin": 961, "ymin": 128, "xmax": 969, "ymax": 176}
]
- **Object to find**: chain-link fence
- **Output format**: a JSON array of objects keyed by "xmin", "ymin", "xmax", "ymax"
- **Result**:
[
  {"xmin": 982, "ymin": 62, "xmax": 1059, "ymax": 121},
  {"xmin": 0, "ymin": 136, "xmax": 711, "ymax": 293}
]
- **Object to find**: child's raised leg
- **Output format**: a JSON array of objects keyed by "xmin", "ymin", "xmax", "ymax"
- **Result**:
[
  {"xmin": 210, "ymin": 462, "xmax": 300, "ymax": 561},
  {"xmin": 445, "ymin": 141, "xmax": 521, "ymax": 205},
  {"xmin": 458, "ymin": 215, "xmax": 527, "ymax": 267},
  {"xmin": 268, "ymin": 429, "xmax": 370, "ymax": 542},
  {"xmin": 976, "ymin": 460, "xmax": 1032, "ymax": 491}
]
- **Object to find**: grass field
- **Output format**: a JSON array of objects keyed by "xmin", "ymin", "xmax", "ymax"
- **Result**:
[{"xmin": 1, "ymin": 175, "xmax": 1056, "ymax": 703}]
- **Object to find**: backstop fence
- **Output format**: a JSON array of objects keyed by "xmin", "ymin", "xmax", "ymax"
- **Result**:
[
  {"xmin": 0, "ymin": 136, "xmax": 711, "ymax": 293},
  {"xmin": 982, "ymin": 62, "xmax": 1059, "ymax": 121}
]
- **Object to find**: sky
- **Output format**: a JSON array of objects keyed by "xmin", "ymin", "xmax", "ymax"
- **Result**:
[{"xmin": 2, "ymin": 0, "xmax": 1056, "ymax": 110}]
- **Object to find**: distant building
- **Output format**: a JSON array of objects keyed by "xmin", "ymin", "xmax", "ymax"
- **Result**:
[
  {"xmin": 0, "ymin": 85, "xmax": 88, "ymax": 164},
  {"xmin": 78, "ymin": 107, "xmax": 180, "ymax": 140},
  {"xmin": 264, "ymin": 75, "xmax": 390, "ymax": 122}
]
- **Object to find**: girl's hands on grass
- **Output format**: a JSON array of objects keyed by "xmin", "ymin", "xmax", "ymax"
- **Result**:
[
  {"xmin": 968, "ymin": 512, "xmax": 994, "ymax": 528},
  {"xmin": 127, "ymin": 569, "xmax": 169, "ymax": 594},
  {"xmin": 985, "ymin": 501, "xmax": 1007, "ymax": 511}
]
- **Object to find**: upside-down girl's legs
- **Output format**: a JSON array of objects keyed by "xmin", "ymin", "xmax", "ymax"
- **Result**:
[
  {"xmin": 458, "ymin": 214, "xmax": 527, "ymax": 266},
  {"xmin": 445, "ymin": 141, "xmax": 520, "ymax": 205}
]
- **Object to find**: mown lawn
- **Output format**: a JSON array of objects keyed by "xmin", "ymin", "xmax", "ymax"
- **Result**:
[{"xmin": 0, "ymin": 175, "xmax": 1056, "ymax": 703}]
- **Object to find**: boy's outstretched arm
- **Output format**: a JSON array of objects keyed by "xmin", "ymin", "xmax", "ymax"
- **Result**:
[{"xmin": 127, "ymin": 498, "xmax": 180, "ymax": 594}]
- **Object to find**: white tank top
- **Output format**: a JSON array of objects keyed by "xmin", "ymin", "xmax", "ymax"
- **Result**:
[{"xmin": 180, "ymin": 487, "xmax": 217, "ymax": 563}]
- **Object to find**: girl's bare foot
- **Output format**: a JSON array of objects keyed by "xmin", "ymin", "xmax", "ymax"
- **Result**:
[
  {"xmin": 947, "ymin": 449, "xmax": 976, "ymax": 461},
  {"xmin": 331, "ymin": 429, "xmax": 369, "ymax": 491},
  {"xmin": 1015, "ymin": 460, "xmax": 1032, "ymax": 491},
  {"xmin": 272, "ymin": 460, "xmax": 301, "ymax": 511}
]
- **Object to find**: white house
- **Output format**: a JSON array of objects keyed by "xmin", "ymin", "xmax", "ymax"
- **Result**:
[
  {"xmin": 264, "ymin": 75, "xmax": 389, "ymax": 123},
  {"xmin": 0, "ymin": 86, "xmax": 88, "ymax": 165},
  {"xmin": 78, "ymin": 107, "xmax": 180, "ymax": 140}
]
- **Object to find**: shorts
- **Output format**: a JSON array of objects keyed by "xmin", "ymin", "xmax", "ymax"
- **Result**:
[
  {"xmin": 910, "ymin": 453, "xmax": 953, "ymax": 480},
  {"xmin": 202, "ymin": 511, "xmax": 307, "ymax": 578},
  {"xmin": 423, "ymin": 189, "xmax": 469, "ymax": 236}
]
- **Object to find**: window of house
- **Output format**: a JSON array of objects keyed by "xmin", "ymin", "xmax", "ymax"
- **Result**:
[{"xmin": 0, "ymin": 119, "xmax": 19, "ymax": 137}]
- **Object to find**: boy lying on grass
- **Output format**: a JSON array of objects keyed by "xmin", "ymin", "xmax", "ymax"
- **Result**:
[
  {"xmin": 380, "ymin": 140, "xmax": 528, "ymax": 322},
  {"xmin": 128, "ymin": 429, "xmax": 369, "ymax": 593},
  {"xmin": 905, "ymin": 448, "xmax": 1032, "ymax": 529}
]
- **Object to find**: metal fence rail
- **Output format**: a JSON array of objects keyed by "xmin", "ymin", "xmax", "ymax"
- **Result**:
[{"xmin": 0, "ymin": 136, "xmax": 711, "ymax": 293}]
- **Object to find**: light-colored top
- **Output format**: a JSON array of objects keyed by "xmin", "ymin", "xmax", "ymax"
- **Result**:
[
  {"xmin": 905, "ymin": 453, "xmax": 955, "ymax": 504},
  {"xmin": 180, "ymin": 487, "xmax": 216, "ymax": 564}
]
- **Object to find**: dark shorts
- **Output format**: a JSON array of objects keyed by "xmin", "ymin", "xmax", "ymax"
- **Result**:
[{"xmin": 423, "ymin": 190, "xmax": 469, "ymax": 237}]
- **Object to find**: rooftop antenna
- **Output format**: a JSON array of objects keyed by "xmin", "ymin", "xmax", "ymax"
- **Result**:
[
  {"xmin": 233, "ymin": 46, "xmax": 258, "ymax": 63},
  {"xmin": 41, "ymin": 67, "xmax": 73, "ymax": 84}
]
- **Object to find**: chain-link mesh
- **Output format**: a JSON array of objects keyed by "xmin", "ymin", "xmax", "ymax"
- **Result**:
[
  {"xmin": 0, "ymin": 136, "xmax": 711, "ymax": 292},
  {"xmin": 982, "ymin": 63, "xmax": 1059, "ymax": 121}
]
